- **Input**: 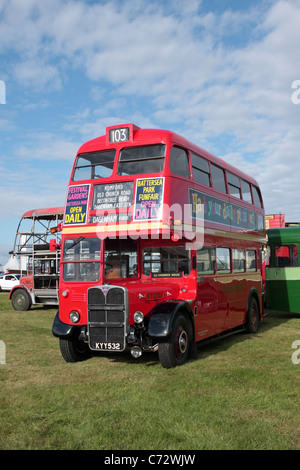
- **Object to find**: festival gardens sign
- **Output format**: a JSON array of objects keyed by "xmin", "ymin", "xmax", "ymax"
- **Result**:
[{"xmin": 64, "ymin": 184, "xmax": 90, "ymax": 225}]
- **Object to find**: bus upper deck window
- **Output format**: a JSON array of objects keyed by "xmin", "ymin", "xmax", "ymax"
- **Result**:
[
  {"xmin": 227, "ymin": 172, "xmax": 241, "ymax": 199},
  {"xmin": 117, "ymin": 144, "xmax": 165, "ymax": 176},
  {"xmin": 169, "ymin": 146, "xmax": 190, "ymax": 178},
  {"xmin": 241, "ymin": 180, "xmax": 252, "ymax": 203},
  {"xmin": 210, "ymin": 164, "xmax": 226, "ymax": 193},
  {"xmin": 252, "ymin": 186, "xmax": 262, "ymax": 208},
  {"xmin": 73, "ymin": 150, "xmax": 116, "ymax": 181},
  {"xmin": 191, "ymin": 153, "xmax": 211, "ymax": 186}
]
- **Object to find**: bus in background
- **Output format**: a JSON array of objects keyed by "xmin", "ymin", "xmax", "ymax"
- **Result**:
[
  {"xmin": 9, "ymin": 207, "xmax": 63, "ymax": 311},
  {"xmin": 52, "ymin": 123, "xmax": 265, "ymax": 368},
  {"xmin": 265, "ymin": 227, "xmax": 300, "ymax": 314}
]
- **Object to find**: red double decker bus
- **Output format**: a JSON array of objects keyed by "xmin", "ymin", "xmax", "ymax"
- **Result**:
[{"xmin": 52, "ymin": 123, "xmax": 265, "ymax": 368}]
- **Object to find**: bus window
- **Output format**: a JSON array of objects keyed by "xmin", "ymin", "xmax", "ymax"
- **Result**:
[
  {"xmin": 117, "ymin": 144, "xmax": 165, "ymax": 176},
  {"xmin": 246, "ymin": 250, "xmax": 257, "ymax": 271},
  {"xmin": 169, "ymin": 146, "xmax": 190, "ymax": 178},
  {"xmin": 211, "ymin": 164, "xmax": 226, "ymax": 193},
  {"xmin": 275, "ymin": 245, "xmax": 298, "ymax": 267},
  {"xmin": 191, "ymin": 153, "xmax": 211, "ymax": 186},
  {"xmin": 216, "ymin": 248, "xmax": 231, "ymax": 273},
  {"xmin": 252, "ymin": 186, "xmax": 262, "ymax": 208},
  {"xmin": 104, "ymin": 238, "xmax": 138, "ymax": 279},
  {"xmin": 73, "ymin": 150, "xmax": 115, "ymax": 181},
  {"xmin": 143, "ymin": 246, "xmax": 190, "ymax": 277},
  {"xmin": 233, "ymin": 249, "xmax": 245, "ymax": 272},
  {"xmin": 227, "ymin": 173, "xmax": 241, "ymax": 199},
  {"xmin": 197, "ymin": 246, "xmax": 215, "ymax": 274},
  {"xmin": 62, "ymin": 237, "xmax": 101, "ymax": 282},
  {"xmin": 241, "ymin": 180, "xmax": 252, "ymax": 203}
]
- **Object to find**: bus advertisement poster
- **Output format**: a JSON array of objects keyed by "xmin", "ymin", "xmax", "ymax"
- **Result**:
[
  {"xmin": 134, "ymin": 177, "xmax": 164, "ymax": 221},
  {"xmin": 64, "ymin": 184, "xmax": 90, "ymax": 225},
  {"xmin": 189, "ymin": 188, "xmax": 256, "ymax": 231}
]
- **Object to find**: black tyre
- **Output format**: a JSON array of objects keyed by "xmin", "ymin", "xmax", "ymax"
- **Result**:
[
  {"xmin": 59, "ymin": 337, "xmax": 91, "ymax": 362},
  {"xmin": 158, "ymin": 314, "xmax": 192, "ymax": 368},
  {"xmin": 245, "ymin": 297, "xmax": 260, "ymax": 334},
  {"xmin": 11, "ymin": 289, "xmax": 32, "ymax": 311}
]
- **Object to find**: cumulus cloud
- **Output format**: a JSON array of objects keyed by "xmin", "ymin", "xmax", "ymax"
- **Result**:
[{"xmin": 0, "ymin": 0, "xmax": 299, "ymax": 241}]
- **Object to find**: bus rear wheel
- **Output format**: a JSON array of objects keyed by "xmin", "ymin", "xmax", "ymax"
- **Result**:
[
  {"xmin": 245, "ymin": 297, "xmax": 259, "ymax": 334},
  {"xmin": 158, "ymin": 314, "xmax": 191, "ymax": 369},
  {"xmin": 11, "ymin": 289, "xmax": 32, "ymax": 311},
  {"xmin": 59, "ymin": 337, "xmax": 91, "ymax": 362}
]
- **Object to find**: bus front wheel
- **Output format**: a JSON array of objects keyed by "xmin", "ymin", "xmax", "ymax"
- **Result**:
[
  {"xmin": 158, "ymin": 314, "xmax": 191, "ymax": 369},
  {"xmin": 11, "ymin": 289, "xmax": 32, "ymax": 311},
  {"xmin": 59, "ymin": 337, "xmax": 91, "ymax": 362}
]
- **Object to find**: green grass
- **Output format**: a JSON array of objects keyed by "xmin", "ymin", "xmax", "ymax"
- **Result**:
[{"xmin": 0, "ymin": 291, "xmax": 300, "ymax": 450}]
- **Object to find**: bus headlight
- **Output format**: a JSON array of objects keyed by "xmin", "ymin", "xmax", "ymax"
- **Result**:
[
  {"xmin": 69, "ymin": 311, "xmax": 80, "ymax": 323},
  {"xmin": 131, "ymin": 346, "xmax": 142, "ymax": 358},
  {"xmin": 133, "ymin": 311, "xmax": 144, "ymax": 324}
]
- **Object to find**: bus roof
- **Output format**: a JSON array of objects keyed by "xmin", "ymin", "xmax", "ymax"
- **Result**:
[
  {"xmin": 21, "ymin": 207, "xmax": 64, "ymax": 220},
  {"xmin": 76, "ymin": 124, "xmax": 259, "ymax": 187},
  {"xmin": 267, "ymin": 227, "xmax": 300, "ymax": 244}
]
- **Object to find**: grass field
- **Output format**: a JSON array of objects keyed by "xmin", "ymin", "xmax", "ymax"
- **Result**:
[{"xmin": 0, "ymin": 291, "xmax": 299, "ymax": 450}]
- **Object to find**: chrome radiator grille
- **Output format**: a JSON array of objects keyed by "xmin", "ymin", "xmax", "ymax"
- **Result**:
[{"xmin": 87, "ymin": 286, "xmax": 128, "ymax": 352}]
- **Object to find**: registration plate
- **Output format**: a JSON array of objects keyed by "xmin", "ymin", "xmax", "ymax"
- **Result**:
[{"xmin": 92, "ymin": 342, "xmax": 121, "ymax": 351}]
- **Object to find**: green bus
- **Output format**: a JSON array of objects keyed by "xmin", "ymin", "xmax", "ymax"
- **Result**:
[{"xmin": 265, "ymin": 227, "xmax": 300, "ymax": 313}]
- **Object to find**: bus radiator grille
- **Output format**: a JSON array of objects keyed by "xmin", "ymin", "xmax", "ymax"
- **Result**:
[{"xmin": 87, "ymin": 286, "xmax": 127, "ymax": 351}]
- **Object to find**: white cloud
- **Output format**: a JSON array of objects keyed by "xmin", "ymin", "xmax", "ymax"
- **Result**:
[{"xmin": 0, "ymin": 0, "xmax": 300, "ymax": 243}]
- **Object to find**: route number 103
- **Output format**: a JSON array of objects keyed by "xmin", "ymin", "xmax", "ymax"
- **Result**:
[{"xmin": 109, "ymin": 127, "xmax": 129, "ymax": 143}]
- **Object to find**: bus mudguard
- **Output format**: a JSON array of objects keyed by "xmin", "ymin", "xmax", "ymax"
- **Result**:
[
  {"xmin": 148, "ymin": 301, "xmax": 194, "ymax": 338},
  {"xmin": 9, "ymin": 284, "xmax": 30, "ymax": 300},
  {"xmin": 52, "ymin": 311, "xmax": 76, "ymax": 338}
]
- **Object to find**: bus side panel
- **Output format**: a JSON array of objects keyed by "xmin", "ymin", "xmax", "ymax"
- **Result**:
[
  {"xmin": 194, "ymin": 277, "xmax": 225, "ymax": 340},
  {"xmin": 220, "ymin": 274, "xmax": 245, "ymax": 330},
  {"xmin": 265, "ymin": 268, "xmax": 300, "ymax": 314}
]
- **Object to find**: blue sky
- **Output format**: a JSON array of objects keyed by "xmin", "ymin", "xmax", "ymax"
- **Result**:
[{"xmin": 0, "ymin": 0, "xmax": 300, "ymax": 266}]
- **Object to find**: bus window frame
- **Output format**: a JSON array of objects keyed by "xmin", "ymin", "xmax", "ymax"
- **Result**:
[
  {"xmin": 117, "ymin": 144, "xmax": 166, "ymax": 176},
  {"xmin": 62, "ymin": 236, "xmax": 101, "ymax": 282},
  {"xmin": 275, "ymin": 244, "xmax": 298, "ymax": 268},
  {"xmin": 142, "ymin": 245, "xmax": 191, "ymax": 278},
  {"xmin": 196, "ymin": 246, "xmax": 216, "ymax": 276},
  {"xmin": 72, "ymin": 150, "xmax": 116, "ymax": 182},
  {"xmin": 210, "ymin": 164, "xmax": 227, "ymax": 194},
  {"xmin": 216, "ymin": 247, "xmax": 231, "ymax": 274},
  {"xmin": 232, "ymin": 249, "xmax": 246, "ymax": 273},
  {"xmin": 169, "ymin": 146, "xmax": 190, "ymax": 179},
  {"xmin": 104, "ymin": 238, "xmax": 139, "ymax": 280}
]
